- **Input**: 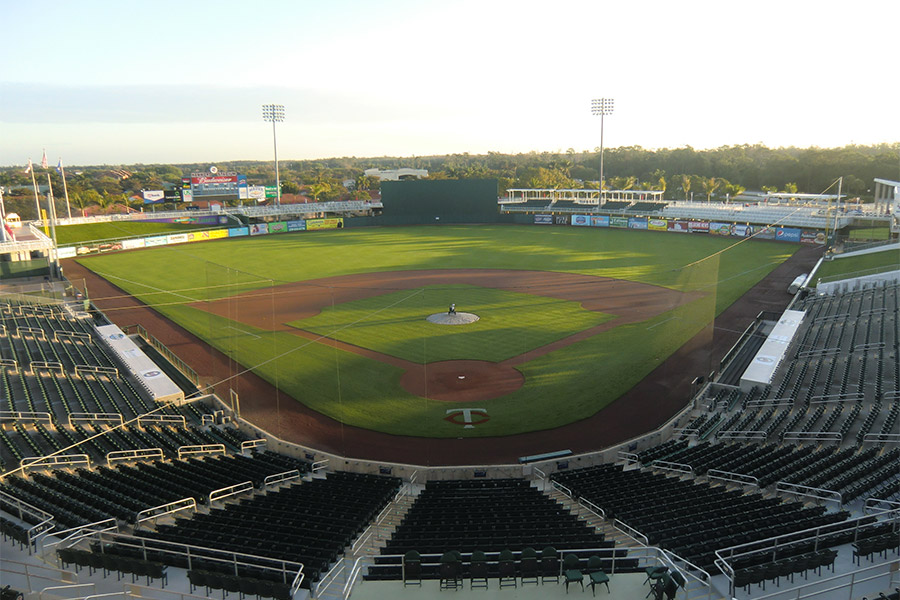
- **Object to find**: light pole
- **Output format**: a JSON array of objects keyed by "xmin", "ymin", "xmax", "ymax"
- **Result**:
[
  {"xmin": 261, "ymin": 104, "xmax": 285, "ymax": 207},
  {"xmin": 591, "ymin": 98, "xmax": 614, "ymax": 203}
]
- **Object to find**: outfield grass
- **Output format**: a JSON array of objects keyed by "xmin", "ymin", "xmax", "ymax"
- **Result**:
[
  {"xmin": 77, "ymin": 225, "xmax": 797, "ymax": 437},
  {"xmin": 56, "ymin": 220, "xmax": 222, "ymax": 246},
  {"xmin": 292, "ymin": 285, "xmax": 614, "ymax": 363},
  {"xmin": 816, "ymin": 246, "xmax": 900, "ymax": 283}
]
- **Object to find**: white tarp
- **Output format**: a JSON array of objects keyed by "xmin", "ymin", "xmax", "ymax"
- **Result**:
[
  {"xmin": 740, "ymin": 309, "xmax": 805, "ymax": 392},
  {"xmin": 96, "ymin": 324, "xmax": 184, "ymax": 404}
]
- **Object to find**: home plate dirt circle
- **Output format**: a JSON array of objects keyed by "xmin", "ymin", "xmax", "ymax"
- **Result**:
[
  {"xmin": 400, "ymin": 360, "xmax": 525, "ymax": 403},
  {"xmin": 426, "ymin": 312, "xmax": 480, "ymax": 325}
]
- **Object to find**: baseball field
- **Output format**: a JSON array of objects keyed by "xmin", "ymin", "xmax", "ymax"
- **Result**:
[{"xmin": 73, "ymin": 224, "xmax": 798, "ymax": 438}]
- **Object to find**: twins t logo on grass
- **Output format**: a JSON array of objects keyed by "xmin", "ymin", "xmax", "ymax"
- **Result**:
[{"xmin": 445, "ymin": 408, "xmax": 489, "ymax": 428}]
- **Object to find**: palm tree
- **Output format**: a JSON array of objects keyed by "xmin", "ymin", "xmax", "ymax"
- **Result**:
[
  {"xmin": 703, "ymin": 177, "xmax": 721, "ymax": 203},
  {"xmin": 309, "ymin": 182, "xmax": 332, "ymax": 202},
  {"xmin": 681, "ymin": 175, "xmax": 691, "ymax": 201}
]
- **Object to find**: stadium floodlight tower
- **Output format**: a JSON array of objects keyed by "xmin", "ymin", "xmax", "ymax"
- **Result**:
[
  {"xmin": 261, "ymin": 103, "xmax": 285, "ymax": 207},
  {"xmin": 591, "ymin": 98, "xmax": 614, "ymax": 203}
]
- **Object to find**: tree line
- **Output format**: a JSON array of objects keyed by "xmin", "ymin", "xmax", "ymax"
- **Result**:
[{"xmin": 1, "ymin": 143, "xmax": 897, "ymax": 219}]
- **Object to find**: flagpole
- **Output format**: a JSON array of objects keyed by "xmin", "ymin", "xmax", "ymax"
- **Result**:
[
  {"xmin": 29, "ymin": 162, "xmax": 41, "ymax": 224},
  {"xmin": 59, "ymin": 159, "xmax": 72, "ymax": 220},
  {"xmin": 46, "ymin": 174, "xmax": 60, "ymax": 279},
  {"xmin": 0, "ymin": 186, "xmax": 7, "ymax": 242}
]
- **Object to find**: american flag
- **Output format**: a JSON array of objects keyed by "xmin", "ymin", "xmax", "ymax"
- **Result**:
[{"xmin": 41, "ymin": 149, "xmax": 48, "ymax": 169}]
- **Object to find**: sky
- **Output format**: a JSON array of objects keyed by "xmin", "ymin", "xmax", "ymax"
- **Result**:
[{"xmin": 1, "ymin": 0, "xmax": 898, "ymax": 167}]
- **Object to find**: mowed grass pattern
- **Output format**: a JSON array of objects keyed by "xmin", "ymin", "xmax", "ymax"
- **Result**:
[
  {"xmin": 56, "ymin": 220, "xmax": 224, "ymax": 246},
  {"xmin": 291, "ymin": 285, "xmax": 614, "ymax": 363},
  {"xmin": 77, "ymin": 225, "xmax": 798, "ymax": 437}
]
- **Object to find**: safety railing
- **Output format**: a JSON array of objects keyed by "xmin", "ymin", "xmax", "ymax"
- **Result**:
[
  {"xmin": 69, "ymin": 412, "xmax": 124, "ymax": 427},
  {"xmin": 21, "ymin": 454, "xmax": 91, "ymax": 471},
  {"xmin": 138, "ymin": 414, "xmax": 186, "ymax": 427},
  {"xmin": 864, "ymin": 432, "xmax": 900, "ymax": 444},
  {"xmin": 177, "ymin": 443, "xmax": 225, "ymax": 459},
  {"xmin": 106, "ymin": 448, "xmax": 164, "ymax": 468},
  {"xmin": 240, "ymin": 438, "xmax": 267, "ymax": 452},
  {"xmin": 613, "ymin": 519, "xmax": 649, "ymax": 545},
  {"xmin": 776, "ymin": 481, "xmax": 842, "ymax": 508},
  {"xmin": 0, "ymin": 410, "xmax": 53, "ymax": 424},
  {"xmin": 127, "ymin": 323, "xmax": 200, "ymax": 388},
  {"xmin": 650, "ymin": 460, "xmax": 693, "ymax": 475},
  {"xmin": 39, "ymin": 518, "xmax": 118, "ymax": 556},
  {"xmin": 707, "ymin": 469, "xmax": 759, "ymax": 488},
  {"xmin": 93, "ymin": 530, "xmax": 303, "ymax": 587},
  {"xmin": 263, "ymin": 469, "xmax": 300, "ymax": 488},
  {"xmin": 312, "ymin": 557, "xmax": 348, "ymax": 599},
  {"xmin": 781, "ymin": 430, "xmax": 844, "ymax": 444},
  {"xmin": 864, "ymin": 497, "xmax": 900, "ymax": 515},
  {"xmin": 2, "ymin": 559, "xmax": 76, "ymax": 594},
  {"xmin": 135, "ymin": 497, "xmax": 197, "ymax": 526},
  {"xmin": 578, "ymin": 497, "xmax": 607, "ymax": 520},
  {"xmin": 74, "ymin": 364, "xmax": 119, "ymax": 377},
  {"xmin": 0, "ymin": 488, "xmax": 55, "ymax": 553},
  {"xmin": 617, "ymin": 451, "xmax": 640, "ymax": 466},
  {"xmin": 208, "ymin": 481, "xmax": 253, "ymax": 504},
  {"xmin": 39, "ymin": 582, "xmax": 95, "ymax": 600},
  {"xmin": 53, "ymin": 329, "xmax": 92, "ymax": 343},
  {"xmin": 746, "ymin": 559, "xmax": 899, "ymax": 600},
  {"xmin": 717, "ymin": 430, "xmax": 768, "ymax": 441},
  {"xmin": 311, "ymin": 458, "xmax": 329, "ymax": 473},
  {"xmin": 550, "ymin": 480, "xmax": 573, "ymax": 499},
  {"xmin": 714, "ymin": 510, "xmax": 899, "ymax": 594},
  {"xmin": 30, "ymin": 361, "xmax": 64, "ymax": 374}
]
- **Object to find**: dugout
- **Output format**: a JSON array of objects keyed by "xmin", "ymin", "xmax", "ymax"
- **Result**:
[{"xmin": 347, "ymin": 179, "xmax": 520, "ymax": 226}]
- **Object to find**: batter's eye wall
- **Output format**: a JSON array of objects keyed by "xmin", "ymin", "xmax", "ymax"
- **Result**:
[{"xmin": 365, "ymin": 179, "xmax": 513, "ymax": 225}]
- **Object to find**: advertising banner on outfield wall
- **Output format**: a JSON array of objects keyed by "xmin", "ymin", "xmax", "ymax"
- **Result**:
[
  {"xmin": 287, "ymin": 220, "xmax": 306, "ymax": 232},
  {"xmin": 731, "ymin": 224, "xmax": 754, "ymax": 237},
  {"xmin": 610, "ymin": 216, "xmax": 629, "ymax": 228},
  {"xmin": 801, "ymin": 230, "xmax": 827, "ymax": 245},
  {"xmin": 628, "ymin": 217, "xmax": 648, "ymax": 229},
  {"xmin": 755, "ymin": 227, "xmax": 776, "ymax": 240},
  {"xmin": 122, "ymin": 238, "xmax": 145, "ymax": 249},
  {"xmin": 228, "ymin": 227, "xmax": 249, "ymax": 237},
  {"xmin": 709, "ymin": 222, "xmax": 732, "ymax": 236},
  {"xmin": 57, "ymin": 247, "xmax": 77, "ymax": 259},
  {"xmin": 554, "ymin": 215, "xmax": 570, "ymax": 225},
  {"xmin": 250, "ymin": 223, "xmax": 269, "ymax": 235},
  {"xmin": 688, "ymin": 221, "xmax": 710, "ymax": 233},
  {"xmin": 269, "ymin": 222, "xmax": 287, "ymax": 234},
  {"xmin": 167, "ymin": 233, "xmax": 189, "ymax": 245},
  {"xmin": 570, "ymin": 215, "xmax": 591, "ymax": 226},
  {"xmin": 775, "ymin": 227, "xmax": 801, "ymax": 243},
  {"xmin": 187, "ymin": 231, "xmax": 211, "ymax": 243},
  {"xmin": 591, "ymin": 215, "xmax": 610, "ymax": 227},
  {"xmin": 307, "ymin": 218, "xmax": 344, "ymax": 230},
  {"xmin": 534, "ymin": 214, "xmax": 552, "ymax": 225},
  {"xmin": 667, "ymin": 220, "xmax": 690, "ymax": 233},
  {"xmin": 648, "ymin": 219, "xmax": 668, "ymax": 231},
  {"xmin": 145, "ymin": 236, "xmax": 168, "ymax": 247},
  {"xmin": 208, "ymin": 229, "xmax": 228, "ymax": 240}
]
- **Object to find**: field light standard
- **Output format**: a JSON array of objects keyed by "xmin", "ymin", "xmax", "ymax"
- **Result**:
[
  {"xmin": 261, "ymin": 104, "xmax": 285, "ymax": 207},
  {"xmin": 591, "ymin": 98, "xmax": 614, "ymax": 202}
]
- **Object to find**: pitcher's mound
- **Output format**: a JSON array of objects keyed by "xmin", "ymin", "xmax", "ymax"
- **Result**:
[{"xmin": 427, "ymin": 312, "xmax": 479, "ymax": 325}]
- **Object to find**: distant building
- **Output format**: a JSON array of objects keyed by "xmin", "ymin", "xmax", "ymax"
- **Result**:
[{"xmin": 363, "ymin": 168, "xmax": 428, "ymax": 181}]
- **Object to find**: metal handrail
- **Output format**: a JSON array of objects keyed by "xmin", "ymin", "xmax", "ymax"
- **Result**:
[
  {"xmin": 578, "ymin": 497, "xmax": 606, "ymax": 520},
  {"xmin": 613, "ymin": 519, "xmax": 649, "ymax": 545},
  {"xmin": 207, "ymin": 481, "xmax": 253, "ymax": 504},
  {"xmin": 775, "ymin": 481, "xmax": 842, "ymax": 508}
]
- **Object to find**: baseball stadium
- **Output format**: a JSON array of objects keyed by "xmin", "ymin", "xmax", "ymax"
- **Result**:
[{"xmin": 1, "ymin": 177, "xmax": 899, "ymax": 600}]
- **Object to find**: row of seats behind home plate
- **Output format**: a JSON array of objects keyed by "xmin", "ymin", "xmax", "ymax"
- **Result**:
[{"xmin": 367, "ymin": 478, "xmax": 636, "ymax": 582}]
